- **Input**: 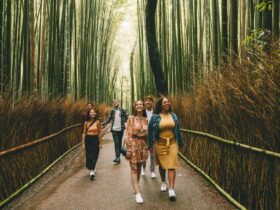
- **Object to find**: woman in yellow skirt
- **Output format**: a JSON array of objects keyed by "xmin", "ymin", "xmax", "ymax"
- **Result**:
[{"xmin": 148, "ymin": 97, "xmax": 183, "ymax": 201}]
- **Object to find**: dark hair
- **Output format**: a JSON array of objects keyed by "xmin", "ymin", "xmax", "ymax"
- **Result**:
[
  {"xmin": 86, "ymin": 108, "xmax": 99, "ymax": 121},
  {"xmin": 154, "ymin": 97, "xmax": 172, "ymax": 114},
  {"xmin": 87, "ymin": 102, "xmax": 94, "ymax": 106},
  {"xmin": 133, "ymin": 100, "xmax": 147, "ymax": 117}
]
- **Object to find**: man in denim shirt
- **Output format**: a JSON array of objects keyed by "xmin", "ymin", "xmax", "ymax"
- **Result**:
[{"xmin": 102, "ymin": 99, "xmax": 128, "ymax": 163}]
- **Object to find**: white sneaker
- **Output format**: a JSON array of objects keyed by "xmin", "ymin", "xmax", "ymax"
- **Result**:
[
  {"xmin": 160, "ymin": 182, "xmax": 167, "ymax": 192},
  {"xmin": 141, "ymin": 167, "xmax": 145, "ymax": 176},
  {"xmin": 150, "ymin": 172, "xmax": 157, "ymax": 179},
  {"xmin": 89, "ymin": 170, "xmax": 95, "ymax": 180},
  {"xmin": 168, "ymin": 189, "xmax": 176, "ymax": 201},
  {"xmin": 135, "ymin": 193, "xmax": 144, "ymax": 204}
]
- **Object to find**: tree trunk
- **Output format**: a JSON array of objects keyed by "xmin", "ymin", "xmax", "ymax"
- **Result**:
[
  {"xmin": 22, "ymin": 0, "xmax": 30, "ymax": 93},
  {"xmin": 5, "ymin": 0, "xmax": 12, "ymax": 92},
  {"xmin": 145, "ymin": 0, "xmax": 168, "ymax": 96},
  {"xmin": 212, "ymin": 0, "xmax": 219, "ymax": 65},
  {"xmin": 272, "ymin": 0, "xmax": 279, "ymax": 39},
  {"xmin": 222, "ymin": 0, "xmax": 228, "ymax": 62},
  {"xmin": 0, "ymin": 0, "xmax": 3, "ymax": 94},
  {"xmin": 262, "ymin": 0, "xmax": 272, "ymax": 31},
  {"xmin": 230, "ymin": 0, "xmax": 238, "ymax": 55},
  {"xmin": 130, "ymin": 42, "xmax": 137, "ymax": 112},
  {"xmin": 30, "ymin": 0, "xmax": 35, "ymax": 95}
]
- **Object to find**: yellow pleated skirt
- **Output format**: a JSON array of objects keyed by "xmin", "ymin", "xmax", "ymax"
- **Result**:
[{"xmin": 154, "ymin": 137, "xmax": 179, "ymax": 169}]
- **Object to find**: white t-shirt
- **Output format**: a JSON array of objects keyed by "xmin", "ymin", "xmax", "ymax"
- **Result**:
[
  {"xmin": 112, "ymin": 109, "xmax": 121, "ymax": 131},
  {"xmin": 146, "ymin": 109, "xmax": 153, "ymax": 123}
]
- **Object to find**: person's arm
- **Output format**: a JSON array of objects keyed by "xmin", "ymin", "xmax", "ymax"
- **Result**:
[
  {"xmin": 124, "ymin": 109, "xmax": 128, "ymax": 122},
  {"xmin": 101, "ymin": 110, "xmax": 113, "ymax": 125},
  {"xmin": 81, "ymin": 113, "xmax": 86, "ymax": 133},
  {"xmin": 124, "ymin": 116, "xmax": 133, "ymax": 158},
  {"xmin": 175, "ymin": 115, "xmax": 183, "ymax": 148},
  {"xmin": 145, "ymin": 118, "xmax": 149, "ymax": 142},
  {"xmin": 82, "ymin": 122, "xmax": 87, "ymax": 150},
  {"xmin": 125, "ymin": 116, "xmax": 133, "ymax": 147},
  {"xmin": 148, "ymin": 116, "xmax": 154, "ymax": 149},
  {"xmin": 97, "ymin": 121, "xmax": 103, "ymax": 149}
]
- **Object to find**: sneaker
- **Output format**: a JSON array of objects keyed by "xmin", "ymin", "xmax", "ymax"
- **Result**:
[
  {"xmin": 135, "ymin": 193, "xmax": 144, "ymax": 204},
  {"xmin": 141, "ymin": 167, "xmax": 145, "ymax": 176},
  {"xmin": 160, "ymin": 182, "xmax": 167, "ymax": 192},
  {"xmin": 90, "ymin": 171, "xmax": 95, "ymax": 180},
  {"xmin": 168, "ymin": 189, "xmax": 176, "ymax": 201},
  {"xmin": 150, "ymin": 172, "xmax": 156, "ymax": 179}
]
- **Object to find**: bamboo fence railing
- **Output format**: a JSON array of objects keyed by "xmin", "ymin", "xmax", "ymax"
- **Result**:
[
  {"xmin": 0, "ymin": 124, "xmax": 81, "ymax": 157},
  {"xmin": 180, "ymin": 128, "xmax": 280, "ymax": 210},
  {"xmin": 0, "ymin": 124, "xmax": 82, "ymax": 208},
  {"xmin": 180, "ymin": 129, "xmax": 280, "ymax": 159}
]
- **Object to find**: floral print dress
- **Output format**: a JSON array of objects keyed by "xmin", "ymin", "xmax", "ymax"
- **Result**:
[{"xmin": 125, "ymin": 116, "xmax": 149, "ymax": 171}]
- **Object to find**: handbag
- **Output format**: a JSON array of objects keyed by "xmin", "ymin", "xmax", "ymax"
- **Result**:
[{"xmin": 120, "ymin": 145, "xmax": 127, "ymax": 157}]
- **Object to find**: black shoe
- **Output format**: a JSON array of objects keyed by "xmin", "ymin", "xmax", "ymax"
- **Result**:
[
  {"xmin": 90, "ymin": 172, "xmax": 95, "ymax": 181},
  {"xmin": 113, "ymin": 158, "xmax": 120, "ymax": 164}
]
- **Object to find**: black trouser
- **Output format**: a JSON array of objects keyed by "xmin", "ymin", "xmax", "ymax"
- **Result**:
[
  {"xmin": 85, "ymin": 135, "xmax": 99, "ymax": 170},
  {"xmin": 112, "ymin": 130, "xmax": 124, "ymax": 159}
]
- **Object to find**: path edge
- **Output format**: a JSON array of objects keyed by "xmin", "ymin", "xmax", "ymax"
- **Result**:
[
  {"xmin": 178, "ymin": 151, "xmax": 247, "ymax": 210},
  {"xmin": 0, "ymin": 143, "xmax": 81, "ymax": 209}
]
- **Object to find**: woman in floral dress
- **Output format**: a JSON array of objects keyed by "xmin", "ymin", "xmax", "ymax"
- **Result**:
[{"xmin": 125, "ymin": 100, "xmax": 149, "ymax": 204}]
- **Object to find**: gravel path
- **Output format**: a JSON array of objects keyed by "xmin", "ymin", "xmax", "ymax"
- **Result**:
[{"xmin": 5, "ymin": 132, "xmax": 236, "ymax": 210}]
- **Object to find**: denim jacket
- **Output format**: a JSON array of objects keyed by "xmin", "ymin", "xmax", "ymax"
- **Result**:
[
  {"xmin": 148, "ymin": 112, "xmax": 183, "ymax": 149},
  {"xmin": 101, "ymin": 108, "xmax": 128, "ymax": 132}
]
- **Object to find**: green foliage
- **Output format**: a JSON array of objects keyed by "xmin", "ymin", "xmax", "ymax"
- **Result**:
[
  {"xmin": 242, "ymin": 29, "xmax": 272, "ymax": 50},
  {"xmin": 256, "ymin": 1, "xmax": 272, "ymax": 12}
]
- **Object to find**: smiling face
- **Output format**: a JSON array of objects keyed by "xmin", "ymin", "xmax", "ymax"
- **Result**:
[
  {"xmin": 89, "ymin": 109, "xmax": 96, "ymax": 119},
  {"xmin": 135, "ymin": 100, "xmax": 144, "ymax": 114},
  {"xmin": 144, "ymin": 98, "xmax": 153, "ymax": 109},
  {"xmin": 113, "ymin": 100, "xmax": 120, "ymax": 108},
  {"xmin": 162, "ymin": 97, "xmax": 170, "ymax": 112}
]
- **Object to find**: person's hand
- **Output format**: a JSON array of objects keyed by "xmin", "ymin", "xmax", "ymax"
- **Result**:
[
  {"xmin": 126, "ymin": 151, "xmax": 131, "ymax": 159},
  {"xmin": 99, "ymin": 144, "xmax": 102, "ymax": 149},
  {"xmin": 82, "ymin": 144, "xmax": 85, "ymax": 151}
]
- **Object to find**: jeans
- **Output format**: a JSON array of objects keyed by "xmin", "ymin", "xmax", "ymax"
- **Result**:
[
  {"xmin": 143, "ymin": 150, "xmax": 156, "ymax": 172},
  {"xmin": 112, "ymin": 130, "xmax": 124, "ymax": 159}
]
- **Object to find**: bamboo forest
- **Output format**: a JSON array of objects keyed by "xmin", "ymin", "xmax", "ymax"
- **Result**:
[{"xmin": 0, "ymin": 0, "xmax": 279, "ymax": 210}]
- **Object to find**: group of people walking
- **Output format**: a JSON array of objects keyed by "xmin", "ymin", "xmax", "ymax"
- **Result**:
[{"xmin": 81, "ymin": 96, "xmax": 183, "ymax": 203}]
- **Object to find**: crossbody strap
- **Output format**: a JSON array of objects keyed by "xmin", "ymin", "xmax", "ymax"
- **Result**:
[{"xmin": 86, "ymin": 121, "xmax": 95, "ymax": 134}]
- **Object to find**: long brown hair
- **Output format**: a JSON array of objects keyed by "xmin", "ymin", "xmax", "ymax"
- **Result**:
[{"xmin": 133, "ymin": 100, "xmax": 147, "ymax": 117}]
